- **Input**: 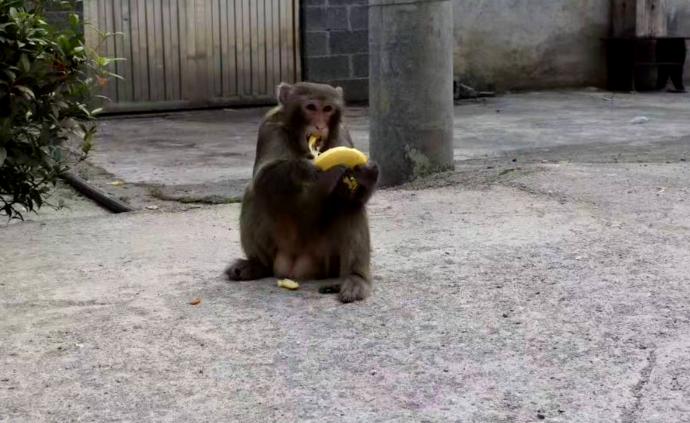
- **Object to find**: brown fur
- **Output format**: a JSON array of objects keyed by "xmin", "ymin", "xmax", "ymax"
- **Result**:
[{"xmin": 225, "ymin": 82, "xmax": 379, "ymax": 303}]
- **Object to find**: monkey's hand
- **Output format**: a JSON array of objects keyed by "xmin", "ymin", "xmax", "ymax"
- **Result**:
[
  {"xmin": 315, "ymin": 165, "xmax": 348, "ymax": 196},
  {"xmin": 347, "ymin": 161, "xmax": 379, "ymax": 205},
  {"xmin": 328, "ymin": 162, "xmax": 379, "ymax": 208}
]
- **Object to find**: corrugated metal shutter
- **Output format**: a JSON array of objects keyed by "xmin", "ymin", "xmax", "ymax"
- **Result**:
[{"xmin": 84, "ymin": 0, "xmax": 301, "ymax": 112}]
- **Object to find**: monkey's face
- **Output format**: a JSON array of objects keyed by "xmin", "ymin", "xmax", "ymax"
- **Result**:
[
  {"xmin": 277, "ymin": 82, "xmax": 344, "ymax": 145},
  {"xmin": 301, "ymin": 99, "xmax": 337, "ymax": 141}
]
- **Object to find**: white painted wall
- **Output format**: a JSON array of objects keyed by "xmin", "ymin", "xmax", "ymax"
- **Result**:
[{"xmin": 453, "ymin": 0, "xmax": 690, "ymax": 91}]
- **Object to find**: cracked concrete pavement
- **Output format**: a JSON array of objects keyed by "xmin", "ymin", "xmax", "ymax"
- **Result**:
[{"xmin": 2, "ymin": 90, "xmax": 690, "ymax": 422}]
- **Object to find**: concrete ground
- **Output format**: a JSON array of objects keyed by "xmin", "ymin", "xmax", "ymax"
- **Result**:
[
  {"xmin": 3, "ymin": 180, "xmax": 110, "ymax": 225},
  {"xmin": 2, "ymin": 90, "xmax": 690, "ymax": 422},
  {"xmin": 72, "ymin": 89, "xmax": 690, "ymax": 210}
]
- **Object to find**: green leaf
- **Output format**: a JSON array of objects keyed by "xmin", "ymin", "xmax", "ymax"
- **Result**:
[
  {"xmin": 3, "ymin": 69, "xmax": 16, "ymax": 82},
  {"xmin": 14, "ymin": 85, "xmax": 35, "ymax": 100},
  {"xmin": 69, "ymin": 13, "xmax": 80, "ymax": 28},
  {"xmin": 108, "ymin": 72, "xmax": 124, "ymax": 81},
  {"xmin": 82, "ymin": 136, "xmax": 93, "ymax": 155},
  {"xmin": 0, "ymin": 0, "xmax": 107, "ymax": 218},
  {"xmin": 19, "ymin": 54, "xmax": 30, "ymax": 72}
]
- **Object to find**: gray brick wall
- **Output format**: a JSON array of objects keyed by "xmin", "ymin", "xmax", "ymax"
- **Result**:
[
  {"xmin": 301, "ymin": 0, "xmax": 369, "ymax": 102},
  {"xmin": 42, "ymin": 1, "xmax": 83, "ymax": 30}
]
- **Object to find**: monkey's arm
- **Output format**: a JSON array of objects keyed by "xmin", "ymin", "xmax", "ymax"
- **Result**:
[
  {"xmin": 253, "ymin": 123, "xmax": 348, "ymax": 200},
  {"xmin": 253, "ymin": 158, "xmax": 348, "ymax": 212},
  {"xmin": 252, "ymin": 125, "xmax": 314, "ymax": 198},
  {"xmin": 254, "ymin": 158, "xmax": 316, "ymax": 197}
]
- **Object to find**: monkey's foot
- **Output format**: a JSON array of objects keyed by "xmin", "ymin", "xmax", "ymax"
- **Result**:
[
  {"xmin": 318, "ymin": 284, "xmax": 340, "ymax": 295},
  {"xmin": 225, "ymin": 259, "xmax": 272, "ymax": 281},
  {"xmin": 338, "ymin": 275, "xmax": 372, "ymax": 303}
]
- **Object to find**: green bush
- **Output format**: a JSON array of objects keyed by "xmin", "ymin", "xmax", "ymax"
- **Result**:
[{"xmin": 0, "ymin": 0, "xmax": 116, "ymax": 220}]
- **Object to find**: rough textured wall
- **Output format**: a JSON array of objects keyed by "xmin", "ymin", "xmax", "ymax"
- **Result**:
[
  {"xmin": 301, "ymin": 0, "xmax": 369, "ymax": 102},
  {"xmin": 43, "ymin": 1, "xmax": 83, "ymax": 30},
  {"xmin": 667, "ymin": 0, "xmax": 690, "ymax": 81},
  {"xmin": 453, "ymin": 0, "xmax": 611, "ymax": 91}
]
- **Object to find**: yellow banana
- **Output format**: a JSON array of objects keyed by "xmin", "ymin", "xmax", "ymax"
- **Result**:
[
  {"xmin": 342, "ymin": 175, "xmax": 359, "ymax": 192},
  {"xmin": 308, "ymin": 135, "xmax": 320, "ymax": 153},
  {"xmin": 313, "ymin": 146, "xmax": 368, "ymax": 171},
  {"xmin": 277, "ymin": 278, "xmax": 300, "ymax": 290}
]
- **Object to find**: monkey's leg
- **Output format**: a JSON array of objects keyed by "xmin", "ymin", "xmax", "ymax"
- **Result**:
[
  {"xmin": 339, "ymin": 272, "xmax": 372, "ymax": 303},
  {"xmin": 274, "ymin": 250, "xmax": 323, "ymax": 280},
  {"xmin": 335, "ymin": 214, "xmax": 373, "ymax": 303},
  {"xmin": 226, "ymin": 192, "xmax": 274, "ymax": 281},
  {"xmin": 292, "ymin": 254, "xmax": 321, "ymax": 280},
  {"xmin": 225, "ymin": 258, "xmax": 272, "ymax": 281}
]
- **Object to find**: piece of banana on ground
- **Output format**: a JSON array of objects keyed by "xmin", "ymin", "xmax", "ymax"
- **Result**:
[{"xmin": 277, "ymin": 278, "xmax": 300, "ymax": 290}]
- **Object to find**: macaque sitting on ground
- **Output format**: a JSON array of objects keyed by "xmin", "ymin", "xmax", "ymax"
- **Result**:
[{"xmin": 225, "ymin": 82, "xmax": 379, "ymax": 303}]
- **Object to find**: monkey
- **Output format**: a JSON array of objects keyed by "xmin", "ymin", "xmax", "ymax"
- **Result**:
[{"xmin": 225, "ymin": 81, "xmax": 379, "ymax": 303}]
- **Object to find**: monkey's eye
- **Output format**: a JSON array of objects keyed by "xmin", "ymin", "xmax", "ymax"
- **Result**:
[
  {"xmin": 306, "ymin": 104, "xmax": 317, "ymax": 111},
  {"xmin": 323, "ymin": 105, "xmax": 333, "ymax": 113}
]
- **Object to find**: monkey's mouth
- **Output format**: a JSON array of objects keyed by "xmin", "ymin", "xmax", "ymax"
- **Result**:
[{"xmin": 307, "ymin": 134, "xmax": 322, "ymax": 157}]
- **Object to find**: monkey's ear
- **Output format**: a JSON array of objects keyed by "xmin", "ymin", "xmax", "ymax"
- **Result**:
[
  {"xmin": 277, "ymin": 83, "xmax": 293, "ymax": 105},
  {"xmin": 335, "ymin": 86, "xmax": 344, "ymax": 98}
]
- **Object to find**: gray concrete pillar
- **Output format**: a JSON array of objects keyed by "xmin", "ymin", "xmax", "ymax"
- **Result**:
[{"xmin": 369, "ymin": 0, "xmax": 454, "ymax": 187}]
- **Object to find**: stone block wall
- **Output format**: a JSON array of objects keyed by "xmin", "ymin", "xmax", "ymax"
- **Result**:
[
  {"xmin": 301, "ymin": 0, "xmax": 369, "ymax": 102},
  {"xmin": 43, "ymin": 1, "xmax": 83, "ymax": 30}
]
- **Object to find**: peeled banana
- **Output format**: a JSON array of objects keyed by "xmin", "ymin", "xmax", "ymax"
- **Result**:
[
  {"xmin": 342, "ymin": 174, "xmax": 359, "ymax": 191},
  {"xmin": 308, "ymin": 135, "xmax": 321, "ymax": 158}
]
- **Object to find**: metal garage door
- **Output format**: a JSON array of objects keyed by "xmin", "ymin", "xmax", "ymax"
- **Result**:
[{"xmin": 84, "ymin": 0, "xmax": 301, "ymax": 112}]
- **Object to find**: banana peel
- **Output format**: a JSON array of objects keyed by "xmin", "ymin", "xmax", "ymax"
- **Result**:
[{"xmin": 342, "ymin": 174, "xmax": 359, "ymax": 192}]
